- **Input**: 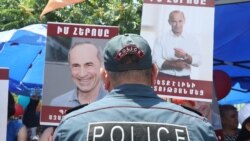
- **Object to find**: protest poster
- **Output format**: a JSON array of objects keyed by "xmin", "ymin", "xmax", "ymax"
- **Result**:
[
  {"xmin": 0, "ymin": 68, "xmax": 9, "ymax": 141},
  {"xmin": 140, "ymin": 0, "xmax": 215, "ymax": 102},
  {"xmin": 140, "ymin": 1, "xmax": 223, "ymax": 140},
  {"xmin": 40, "ymin": 22, "xmax": 119, "ymax": 126}
]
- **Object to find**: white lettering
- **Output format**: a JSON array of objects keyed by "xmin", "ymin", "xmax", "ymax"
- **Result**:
[
  {"xmin": 191, "ymin": 83, "xmax": 195, "ymax": 88},
  {"xmin": 200, "ymin": 90, "xmax": 204, "ymax": 96},
  {"xmin": 131, "ymin": 126, "xmax": 134, "ymax": 141},
  {"xmin": 57, "ymin": 26, "xmax": 62, "ymax": 34},
  {"xmin": 63, "ymin": 27, "xmax": 69, "ymax": 35},
  {"xmin": 71, "ymin": 27, "xmax": 110, "ymax": 37},
  {"xmin": 176, "ymin": 129, "xmax": 186, "ymax": 141},
  {"xmin": 78, "ymin": 28, "xmax": 84, "ymax": 36},
  {"xmin": 93, "ymin": 126, "xmax": 104, "ymax": 141},
  {"xmin": 104, "ymin": 29, "xmax": 110, "ymax": 37},
  {"xmin": 73, "ymin": 27, "xmax": 77, "ymax": 35},
  {"xmin": 97, "ymin": 28, "xmax": 103, "ymax": 37},
  {"xmin": 86, "ymin": 28, "xmax": 91, "ymax": 35},
  {"xmin": 157, "ymin": 127, "xmax": 169, "ymax": 141},
  {"xmin": 147, "ymin": 126, "xmax": 151, "ymax": 141},
  {"xmin": 57, "ymin": 26, "xmax": 69, "ymax": 35},
  {"xmin": 187, "ymin": 0, "xmax": 206, "ymax": 5},
  {"xmin": 110, "ymin": 126, "xmax": 124, "ymax": 141},
  {"xmin": 157, "ymin": 80, "xmax": 161, "ymax": 85}
]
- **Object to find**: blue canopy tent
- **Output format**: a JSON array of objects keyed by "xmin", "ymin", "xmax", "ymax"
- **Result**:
[
  {"xmin": 0, "ymin": 24, "xmax": 47, "ymax": 96},
  {"xmin": 214, "ymin": 1, "xmax": 250, "ymax": 104}
]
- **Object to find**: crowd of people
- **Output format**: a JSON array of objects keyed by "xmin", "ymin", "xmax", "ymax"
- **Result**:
[{"xmin": 6, "ymin": 33, "xmax": 250, "ymax": 141}]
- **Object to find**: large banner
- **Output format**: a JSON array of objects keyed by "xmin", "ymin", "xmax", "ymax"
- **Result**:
[
  {"xmin": 140, "ymin": 1, "xmax": 223, "ymax": 140},
  {"xmin": 40, "ymin": 22, "xmax": 119, "ymax": 126},
  {"xmin": 0, "ymin": 68, "xmax": 9, "ymax": 141}
]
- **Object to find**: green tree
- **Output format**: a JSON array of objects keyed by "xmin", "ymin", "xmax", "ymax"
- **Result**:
[
  {"xmin": 0, "ymin": 0, "xmax": 45, "ymax": 30},
  {"xmin": 0, "ymin": 0, "xmax": 143, "ymax": 34}
]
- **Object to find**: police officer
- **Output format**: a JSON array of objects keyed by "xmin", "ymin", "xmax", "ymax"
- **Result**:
[{"xmin": 53, "ymin": 34, "xmax": 217, "ymax": 141}]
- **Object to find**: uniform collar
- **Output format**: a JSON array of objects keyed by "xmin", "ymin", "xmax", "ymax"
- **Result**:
[{"xmin": 111, "ymin": 84, "xmax": 158, "ymax": 98}]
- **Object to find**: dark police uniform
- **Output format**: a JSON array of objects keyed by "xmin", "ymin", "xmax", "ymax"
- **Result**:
[{"xmin": 53, "ymin": 84, "xmax": 217, "ymax": 141}]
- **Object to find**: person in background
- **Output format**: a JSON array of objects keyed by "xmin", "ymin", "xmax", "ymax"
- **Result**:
[
  {"xmin": 219, "ymin": 104, "xmax": 239, "ymax": 141},
  {"xmin": 22, "ymin": 93, "xmax": 41, "ymax": 141},
  {"xmin": 153, "ymin": 10, "xmax": 201, "ymax": 79},
  {"xmin": 237, "ymin": 103, "xmax": 250, "ymax": 141},
  {"xmin": 53, "ymin": 34, "xmax": 217, "ymax": 141},
  {"xmin": 7, "ymin": 92, "xmax": 27, "ymax": 141}
]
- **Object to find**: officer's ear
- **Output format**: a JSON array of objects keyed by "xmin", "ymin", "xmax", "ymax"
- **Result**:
[{"xmin": 101, "ymin": 68, "xmax": 111, "ymax": 92}]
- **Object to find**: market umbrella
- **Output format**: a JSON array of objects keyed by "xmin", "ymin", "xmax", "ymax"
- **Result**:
[{"xmin": 0, "ymin": 24, "xmax": 47, "ymax": 96}]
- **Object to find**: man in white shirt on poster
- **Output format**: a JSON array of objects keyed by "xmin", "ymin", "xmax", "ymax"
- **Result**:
[{"xmin": 153, "ymin": 10, "xmax": 201, "ymax": 79}]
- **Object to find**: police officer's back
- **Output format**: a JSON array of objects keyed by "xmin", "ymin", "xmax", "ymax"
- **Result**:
[{"xmin": 53, "ymin": 34, "xmax": 217, "ymax": 141}]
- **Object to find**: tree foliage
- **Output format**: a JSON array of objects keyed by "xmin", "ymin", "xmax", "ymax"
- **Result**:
[
  {"xmin": 0, "ymin": 0, "xmax": 45, "ymax": 30},
  {"xmin": 0, "ymin": 0, "xmax": 143, "ymax": 34}
]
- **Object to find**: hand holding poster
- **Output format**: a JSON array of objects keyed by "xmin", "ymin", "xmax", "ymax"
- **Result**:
[{"xmin": 41, "ymin": 22, "xmax": 119, "ymax": 126}]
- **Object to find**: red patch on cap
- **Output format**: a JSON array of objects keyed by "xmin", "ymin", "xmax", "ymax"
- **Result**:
[{"xmin": 114, "ymin": 45, "xmax": 145, "ymax": 61}]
